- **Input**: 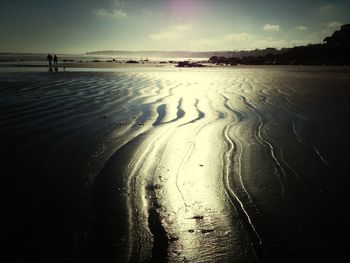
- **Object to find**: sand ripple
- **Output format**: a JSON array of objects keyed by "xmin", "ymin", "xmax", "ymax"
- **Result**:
[{"xmin": 2, "ymin": 67, "xmax": 350, "ymax": 262}]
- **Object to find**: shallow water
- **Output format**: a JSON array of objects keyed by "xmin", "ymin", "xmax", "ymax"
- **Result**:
[{"xmin": 1, "ymin": 67, "xmax": 350, "ymax": 262}]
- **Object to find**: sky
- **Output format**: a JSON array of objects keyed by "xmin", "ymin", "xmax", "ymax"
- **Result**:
[{"xmin": 0, "ymin": 0, "xmax": 349, "ymax": 53}]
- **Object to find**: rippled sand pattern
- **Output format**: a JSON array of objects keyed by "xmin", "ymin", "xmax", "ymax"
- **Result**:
[{"xmin": 1, "ymin": 68, "xmax": 350, "ymax": 262}]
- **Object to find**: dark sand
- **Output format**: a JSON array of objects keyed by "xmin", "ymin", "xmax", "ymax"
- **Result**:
[{"xmin": 1, "ymin": 66, "xmax": 350, "ymax": 262}]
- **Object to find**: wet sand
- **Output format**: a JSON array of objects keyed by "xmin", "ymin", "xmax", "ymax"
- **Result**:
[{"xmin": 1, "ymin": 66, "xmax": 350, "ymax": 262}]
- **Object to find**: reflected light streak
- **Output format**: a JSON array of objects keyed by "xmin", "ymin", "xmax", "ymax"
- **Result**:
[{"xmin": 125, "ymin": 71, "xmax": 250, "ymax": 261}]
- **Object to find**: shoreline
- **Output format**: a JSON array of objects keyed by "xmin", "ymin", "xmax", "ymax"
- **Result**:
[
  {"xmin": 1, "ymin": 61, "xmax": 350, "ymax": 74},
  {"xmin": 2, "ymin": 60, "xmax": 350, "ymax": 69}
]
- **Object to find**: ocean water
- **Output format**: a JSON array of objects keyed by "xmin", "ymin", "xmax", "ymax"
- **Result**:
[
  {"xmin": 1, "ymin": 67, "xmax": 350, "ymax": 262},
  {"xmin": 0, "ymin": 53, "xmax": 208, "ymax": 64}
]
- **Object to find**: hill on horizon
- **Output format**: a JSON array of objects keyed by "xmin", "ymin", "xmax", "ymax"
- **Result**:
[{"xmin": 85, "ymin": 49, "xmax": 288, "ymax": 59}]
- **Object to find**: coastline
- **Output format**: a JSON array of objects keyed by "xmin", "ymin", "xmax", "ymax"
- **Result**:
[{"xmin": 3, "ymin": 58, "xmax": 350, "ymax": 72}]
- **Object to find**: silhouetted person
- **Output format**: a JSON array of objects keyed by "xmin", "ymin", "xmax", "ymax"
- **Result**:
[
  {"xmin": 47, "ymin": 54, "xmax": 53, "ymax": 66},
  {"xmin": 53, "ymin": 55, "xmax": 58, "ymax": 72},
  {"xmin": 47, "ymin": 54, "xmax": 53, "ymax": 72}
]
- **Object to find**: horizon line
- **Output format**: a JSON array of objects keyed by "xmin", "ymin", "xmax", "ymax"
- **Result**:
[{"xmin": 0, "ymin": 47, "xmax": 305, "ymax": 55}]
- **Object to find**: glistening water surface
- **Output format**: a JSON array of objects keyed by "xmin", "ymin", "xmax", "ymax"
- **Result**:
[{"xmin": 1, "ymin": 67, "xmax": 350, "ymax": 262}]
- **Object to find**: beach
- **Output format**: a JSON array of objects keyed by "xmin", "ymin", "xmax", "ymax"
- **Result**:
[{"xmin": 1, "ymin": 66, "xmax": 350, "ymax": 262}]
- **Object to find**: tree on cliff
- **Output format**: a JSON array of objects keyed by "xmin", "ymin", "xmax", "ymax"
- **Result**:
[{"xmin": 324, "ymin": 24, "xmax": 350, "ymax": 46}]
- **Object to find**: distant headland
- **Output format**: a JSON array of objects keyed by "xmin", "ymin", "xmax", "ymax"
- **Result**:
[
  {"xmin": 86, "ymin": 49, "xmax": 287, "ymax": 59},
  {"xmin": 209, "ymin": 24, "xmax": 350, "ymax": 66},
  {"xmin": 87, "ymin": 24, "xmax": 350, "ymax": 66}
]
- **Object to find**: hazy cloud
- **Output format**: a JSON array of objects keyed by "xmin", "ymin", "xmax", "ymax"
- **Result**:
[
  {"xmin": 263, "ymin": 24, "xmax": 280, "ymax": 32},
  {"xmin": 327, "ymin": 21, "xmax": 342, "ymax": 29},
  {"xmin": 255, "ymin": 37, "xmax": 290, "ymax": 48},
  {"xmin": 223, "ymin": 33, "xmax": 252, "ymax": 42},
  {"xmin": 94, "ymin": 8, "xmax": 127, "ymax": 18},
  {"xmin": 189, "ymin": 33, "xmax": 254, "ymax": 48},
  {"xmin": 171, "ymin": 24, "xmax": 192, "ymax": 32},
  {"xmin": 149, "ymin": 24, "xmax": 192, "ymax": 41},
  {"xmin": 320, "ymin": 4, "xmax": 337, "ymax": 12},
  {"xmin": 189, "ymin": 33, "xmax": 310, "ymax": 50},
  {"xmin": 93, "ymin": 0, "xmax": 127, "ymax": 19},
  {"xmin": 115, "ymin": 0, "xmax": 125, "ymax": 6},
  {"xmin": 140, "ymin": 8, "xmax": 152, "ymax": 16},
  {"xmin": 86, "ymin": 0, "xmax": 125, "ymax": 11},
  {"xmin": 296, "ymin": 26, "xmax": 308, "ymax": 30},
  {"xmin": 189, "ymin": 38, "xmax": 221, "ymax": 47}
]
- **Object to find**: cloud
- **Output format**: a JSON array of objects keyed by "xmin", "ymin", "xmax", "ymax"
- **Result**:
[
  {"xmin": 149, "ymin": 32, "xmax": 179, "ymax": 41},
  {"xmin": 171, "ymin": 24, "xmax": 192, "ymax": 32},
  {"xmin": 327, "ymin": 21, "xmax": 342, "ymax": 29},
  {"xmin": 254, "ymin": 37, "xmax": 290, "ymax": 48},
  {"xmin": 94, "ymin": 8, "xmax": 127, "ymax": 19},
  {"xmin": 296, "ymin": 26, "xmax": 308, "ymax": 30},
  {"xmin": 320, "ymin": 4, "xmax": 337, "ymax": 12},
  {"xmin": 189, "ymin": 33, "xmax": 254, "ymax": 48},
  {"xmin": 115, "ymin": 0, "xmax": 124, "ymax": 6},
  {"xmin": 263, "ymin": 24, "xmax": 280, "ymax": 32},
  {"xmin": 149, "ymin": 24, "xmax": 192, "ymax": 41},
  {"xmin": 223, "ymin": 33, "xmax": 252, "ymax": 42},
  {"xmin": 189, "ymin": 38, "xmax": 220, "ymax": 47},
  {"xmin": 93, "ymin": 0, "xmax": 127, "ymax": 19},
  {"xmin": 189, "ymin": 33, "xmax": 312, "ymax": 50},
  {"xmin": 140, "ymin": 8, "xmax": 152, "ymax": 16}
]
